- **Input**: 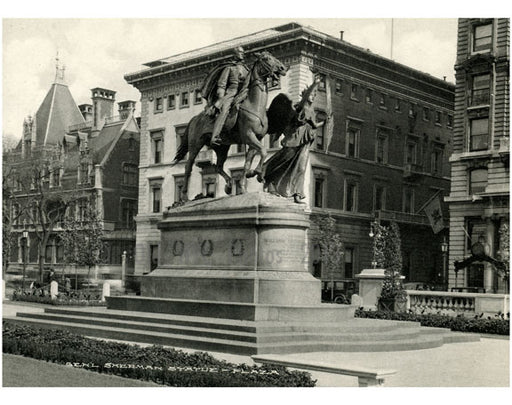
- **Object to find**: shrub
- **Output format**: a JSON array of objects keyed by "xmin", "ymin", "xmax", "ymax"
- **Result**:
[
  {"xmin": 11, "ymin": 290, "xmax": 105, "ymax": 306},
  {"xmin": 355, "ymin": 308, "xmax": 509, "ymax": 335},
  {"xmin": 2, "ymin": 322, "xmax": 315, "ymax": 387}
]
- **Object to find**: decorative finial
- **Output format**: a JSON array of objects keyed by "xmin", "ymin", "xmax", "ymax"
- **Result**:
[{"xmin": 54, "ymin": 50, "xmax": 65, "ymax": 83}]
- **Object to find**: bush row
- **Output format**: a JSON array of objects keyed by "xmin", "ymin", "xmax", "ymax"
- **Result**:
[
  {"xmin": 2, "ymin": 322, "xmax": 315, "ymax": 387},
  {"xmin": 11, "ymin": 290, "xmax": 106, "ymax": 306},
  {"xmin": 354, "ymin": 308, "xmax": 510, "ymax": 335}
]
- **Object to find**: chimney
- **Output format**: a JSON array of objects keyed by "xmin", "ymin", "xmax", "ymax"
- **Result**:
[
  {"xmin": 91, "ymin": 87, "xmax": 116, "ymax": 128},
  {"xmin": 118, "ymin": 100, "xmax": 136, "ymax": 120},
  {"xmin": 339, "ymin": 31, "xmax": 344, "ymax": 40},
  {"xmin": 79, "ymin": 104, "xmax": 93, "ymax": 122}
]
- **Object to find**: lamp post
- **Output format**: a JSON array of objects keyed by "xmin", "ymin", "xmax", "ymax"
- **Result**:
[
  {"xmin": 441, "ymin": 236, "xmax": 448, "ymax": 291},
  {"xmin": 21, "ymin": 230, "xmax": 29, "ymax": 291}
]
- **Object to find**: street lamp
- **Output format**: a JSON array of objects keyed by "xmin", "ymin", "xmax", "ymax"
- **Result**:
[
  {"xmin": 441, "ymin": 236, "xmax": 448, "ymax": 291},
  {"xmin": 21, "ymin": 230, "xmax": 29, "ymax": 291}
]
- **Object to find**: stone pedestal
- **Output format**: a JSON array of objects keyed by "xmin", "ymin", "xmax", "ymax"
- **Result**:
[
  {"xmin": 355, "ymin": 269, "xmax": 387, "ymax": 310},
  {"xmin": 143, "ymin": 192, "xmax": 320, "ymax": 307},
  {"xmin": 108, "ymin": 192, "xmax": 354, "ymax": 323}
]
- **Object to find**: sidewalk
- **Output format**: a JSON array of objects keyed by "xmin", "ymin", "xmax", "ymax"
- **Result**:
[{"xmin": 2, "ymin": 300, "xmax": 509, "ymax": 387}]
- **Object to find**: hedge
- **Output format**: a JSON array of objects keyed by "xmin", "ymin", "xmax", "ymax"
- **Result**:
[
  {"xmin": 355, "ymin": 308, "xmax": 509, "ymax": 336},
  {"xmin": 2, "ymin": 322, "xmax": 315, "ymax": 387},
  {"xmin": 11, "ymin": 291, "xmax": 106, "ymax": 307}
]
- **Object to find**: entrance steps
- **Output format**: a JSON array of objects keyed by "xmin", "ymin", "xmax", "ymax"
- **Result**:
[{"xmin": 4, "ymin": 306, "xmax": 480, "ymax": 355}]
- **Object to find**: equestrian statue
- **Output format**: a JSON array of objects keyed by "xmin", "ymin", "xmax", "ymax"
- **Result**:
[{"xmin": 171, "ymin": 47, "xmax": 287, "ymax": 201}]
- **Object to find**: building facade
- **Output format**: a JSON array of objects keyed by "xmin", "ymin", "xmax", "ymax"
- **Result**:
[
  {"xmin": 126, "ymin": 23, "xmax": 455, "ymax": 293},
  {"xmin": 4, "ymin": 73, "xmax": 140, "ymax": 281},
  {"xmin": 446, "ymin": 18, "xmax": 510, "ymax": 293}
]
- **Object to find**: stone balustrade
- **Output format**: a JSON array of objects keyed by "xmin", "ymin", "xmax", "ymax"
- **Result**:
[{"xmin": 407, "ymin": 290, "xmax": 509, "ymax": 317}]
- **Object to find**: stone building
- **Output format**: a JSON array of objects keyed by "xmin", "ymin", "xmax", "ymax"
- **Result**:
[
  {"xmin": 125, "ymin": 22, "xmax": 455, "ymax": 293},
  {"xmin": 445, "ymin": 18, "xmax": 510, "ymax": 293},
  {"xmin": 4, "ymin": 71, "xmax": 140, "ymax": 281}
]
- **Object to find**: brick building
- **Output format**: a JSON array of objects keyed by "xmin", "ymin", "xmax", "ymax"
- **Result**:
[
  {"xmin": 125, "ymin": 22, "xmax": 455, "ymax": 292},
  {"xmin": 445, "ymin": 18, "xmax": 509, "ymax": 293},
  {"xmin": 4, "ymin": 71, "xmax": 140, "ymax": 281}
]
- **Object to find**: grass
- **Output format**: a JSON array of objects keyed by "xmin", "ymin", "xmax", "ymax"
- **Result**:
[{"xmin": 2, "ymin": 354, "xmax": 161, "ymax": 387}]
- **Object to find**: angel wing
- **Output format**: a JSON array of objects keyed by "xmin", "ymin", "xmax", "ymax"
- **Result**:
[{"xmin": 267, "ymin": 93, "xmax": 295, "ymax": 138}]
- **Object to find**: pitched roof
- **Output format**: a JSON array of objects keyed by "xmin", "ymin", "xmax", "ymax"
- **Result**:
[
  {"xmin": 35, "ymin": 83, "xmax": 85, "ymax": 146},
  {"xmin": 89, "ymin": 121, "xmax": 124, "ymax": 164}
]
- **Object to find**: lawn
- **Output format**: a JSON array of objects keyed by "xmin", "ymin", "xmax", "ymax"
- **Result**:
[{"xmin": 2, "ymin": 354, "xmax": 160, "ymax": 387}]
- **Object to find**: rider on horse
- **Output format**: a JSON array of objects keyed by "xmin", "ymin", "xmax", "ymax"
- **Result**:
[{"xmin": 201, "ymin": 46, "xmax": 250, "ymax": 146}]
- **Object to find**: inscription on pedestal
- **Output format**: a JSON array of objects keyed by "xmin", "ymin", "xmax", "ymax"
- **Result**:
[{"xmin": 259, "ymin": 232, "xmax": 306, "ymax": 270}]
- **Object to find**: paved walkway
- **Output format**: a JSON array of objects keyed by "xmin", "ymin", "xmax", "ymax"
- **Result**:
[{"xmin": 2, "ymin": 300, "xmax": 510, "ymax": 387}]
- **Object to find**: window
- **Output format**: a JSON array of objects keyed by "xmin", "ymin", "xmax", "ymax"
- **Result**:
[
  {"xmin": 408, "ymin": 103, "xmax": 415, "ymax": 117},
  {"xmin": 175, "ymin": 125, "xmax": 187, "ymax": 154},
  {"xmin": 230, "ymin": 170, "xmax": 244, "ymax": 196},
  {"xmin": 154, "ymin": 97, "xmax": 163, "ymax": 113},
  {"xmin": 447, "ymin": 115, "xmax": 453, "ymax": 128},
  {"xmin": 469, "ymin": 118, "xmax": 489, "ymax": 151},
  {"xmin": 121, "ymin": 199, "xmax": 137, "ymax": 228},
  {"xmin": 128, "ymin": 136, "xmax": 135, "ymax": 151},
  {"xmin": 45, "ymin": 240, "xmax": 54, "ymax": 264},
  {"xmin": 374, "ymin": 185, "xmax": 386, "ymax": 211},
  {"xmin": 344, "ymin": 247, "xmax": 354, "ymax": 279},
  {"xmin": 405, "ymin": 141, "xmax": 417, "ymax": 164},
  {"xmin": 77, "ymin": 199, "xmax": 87, "ymax": 221},
  {"xmin": 194, "ymin": 89, "xmax": 202, "ymax": 104},
  {"xmin": 314, "ymin": 177, "xmax": 325, "ymax": 208},
  {"xmin": 350, "ymin": 84, "xmax": 359, "ymax": 100},
  {"xmin": 423, "ymin": 107, "xmax": 430, "ymax": 121},
  {"xmin": 431, "ymin": 148, "xmax": 443, "ymax": 175},
  {"xmin": 470, "ymin": 168, "xmax": 488, "ymax": 194},
  {"xmin": 318, "ymin": 75, "xmax": 326, "ymax": 91},
  {"xmin": 471, "ymin": 73, "xmax": 491, "ymax": 106},
  {"xmin": 56, "ymin": 239, "xmax": 64, "ymax": 263},
  {"xmin": 365, "ymin": 88, "xmax": 373, "ymax": 104},
  {"xmin": 167, "ymin": 94, "xmax": 176, "ymax": 110},
  {"xmin": 202, "ymin": 177, "xmax": 217, "ymax": 198},
  {"xmin": 315, "ymin": 111, "xmax": 327, "ymax": 151},
  {"xmin": 51, "ymin": 167, "xmax": 61, "ymax": 187},
  {"xmin": 435, "ymin": 111, "xmax": 442, "ymax": 125},
  {"xmin": 473, "ymin": 23, "xmax": 493, "ymax": 52},
  {"xmin": 180, "ymin": 91, "xmax": 189, "ymax": 108},
  {"xmin": 151, "ymin": 131, "xmax": 164, "ymax": 164},
  {"xmin": 376, "ymin": 132, "xmax": 388, "ymax": 164},
  {"xmin": 403, "ymin": 188, "xmax": 414, "ymax": 213},
  {"xmin": 79, "ymin": 161, "xmax": 89, "ymax": 184},
  {"xmin": 122, "ymin": 163, "xmax": 138, "ymax": 186},
  {"xmin": 335, "ymin": 79, "xmax": 343, "ymax": 94},
  {"xmin": 174, "ymin": 176, "xmax": 184, "ymax": 202},
  {"xmin": 394, "ymin": 98, "xmax": 401, "ymax": 112},
  {"xmin": 346, "ymin": 123, "xmax": 360, "ymax": 158},
  {"xmin": 151, "ymin": 184, "xmax": 162, "ymax": 213},
  {"xmin": 345, "ymin": 181, "xmax": 358, "ymax": 212},
  {"xmin": 379, "ymin": 93, "xmax": 387, "ymax": 109}
]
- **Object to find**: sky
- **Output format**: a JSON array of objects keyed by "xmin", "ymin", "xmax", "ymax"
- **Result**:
[{"xmin": 1, "ymin": 13, "xmax": 461, "ymax": 141}]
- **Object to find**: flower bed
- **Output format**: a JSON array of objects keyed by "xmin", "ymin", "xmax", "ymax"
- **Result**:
[
  {"xmin": 11, "ymin": 290, "xmax": 106, "ymax": 307},
  {"xmin": 355, "ymin": 308, "xmax": 509, "ymax": 336},
  {"xmin": 2, "ymin": 322, "xmax": 315, "ymax": 387}
]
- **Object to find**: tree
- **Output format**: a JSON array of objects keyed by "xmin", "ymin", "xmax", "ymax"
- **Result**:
[
  {"xmin": 4, "ymin": 146, "xmax": 77, "ymax": 282},
  {"xmin": 315, "ymin": 214, "xmax": 344, "ymax": 301},
  {"xmin": 60, "ymin": 203, "xmax": 104, "ymax": 290},
  {"xmin": 375, "ymin": 221, "xmax": 406, "ymax": 308}
]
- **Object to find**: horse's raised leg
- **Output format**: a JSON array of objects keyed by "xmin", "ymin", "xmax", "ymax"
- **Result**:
[
  {"xmin": 245, "ymin": 132, "xmax": 267, "ymax": 183},
  {"xmin": 242, "ymin": 148, "xmax": 258, "ymax": 192},
  {"xmin": 213, "ymin": 145, "xmax": 233, "ymax": 195}
]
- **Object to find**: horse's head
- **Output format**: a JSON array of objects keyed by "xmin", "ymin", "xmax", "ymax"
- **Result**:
[{"xmin": 253, "ymin": 51, "xmax": 287, "ymax": 81}]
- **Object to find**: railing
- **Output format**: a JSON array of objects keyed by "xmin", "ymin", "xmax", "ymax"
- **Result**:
[
  {"xmin": 378, "ymin": 210, "xmax": 430, "ymax": 226},
  {"xmin": 407, "ymin": 290, "xmax": 510, "ymax": 317}
]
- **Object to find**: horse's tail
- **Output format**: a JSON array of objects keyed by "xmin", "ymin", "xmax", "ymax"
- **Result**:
[{"xmin": 170, "ymin": 121, "xmax": 190, "ymax": 166}]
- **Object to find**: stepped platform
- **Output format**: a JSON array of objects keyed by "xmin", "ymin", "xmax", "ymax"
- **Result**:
[{"xmin": 4, "ymin": 304, "xmax": 480, "ymax": 355}]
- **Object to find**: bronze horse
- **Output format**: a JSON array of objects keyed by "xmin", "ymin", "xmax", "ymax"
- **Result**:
[{"xmin": 171, "ymin": 51, "xmax": 287, "ymax": 200}]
